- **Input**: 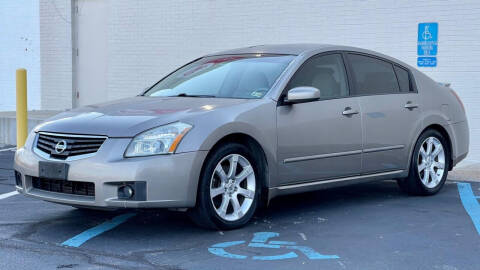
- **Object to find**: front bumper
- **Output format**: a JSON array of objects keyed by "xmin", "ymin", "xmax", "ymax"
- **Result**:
[{"xmin": 14, "ymin": 137, "xmax": 207, "ymax": 209}]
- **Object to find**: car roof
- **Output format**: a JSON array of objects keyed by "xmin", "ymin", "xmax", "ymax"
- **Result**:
[
  {"xmin": 206, "ymin": 43, "xmax": 414, "ymax": 70},
  {"xmin": 206, "ymin": 44, "xmax": 331, "ymax": 56}
]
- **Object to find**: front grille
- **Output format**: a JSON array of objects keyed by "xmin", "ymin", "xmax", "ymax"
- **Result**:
[
  {"xmin": 35, "ymin": 132, "xmax": 106, "ymax": 160},
  {"xmin": 32, "ymin": 177, "xmax": 95, "ymax": 197}
]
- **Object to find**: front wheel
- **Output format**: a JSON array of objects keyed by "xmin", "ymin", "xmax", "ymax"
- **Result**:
[
  {"xmin": 189, "ymin": 143, "xmax": 262, "ymax": 229},
  {"xmin": 397, "ymin": 129, "xmax": 450, "ymax": 195}
]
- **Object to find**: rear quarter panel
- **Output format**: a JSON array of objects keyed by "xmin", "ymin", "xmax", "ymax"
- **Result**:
[{"xmin": 411, "ymin": 69, "xmax": 469, "ymax": 166}]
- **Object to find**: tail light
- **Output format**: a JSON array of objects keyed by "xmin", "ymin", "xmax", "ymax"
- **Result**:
[{"xmin": 450, "ymin": 89, "xmax": 466, "ymax": 114}]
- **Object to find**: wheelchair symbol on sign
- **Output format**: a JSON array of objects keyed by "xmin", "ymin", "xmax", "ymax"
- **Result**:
[
  {"xmin": 422, "ymin": 25, "xmax": 433, "ymax": 40},
  {"xmin": 208, "ymin": 232, "xmax": 339, "ymax": 260}
]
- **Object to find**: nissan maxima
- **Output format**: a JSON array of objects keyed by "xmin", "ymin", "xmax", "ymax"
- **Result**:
[{"xmin": 14, "ymin": 44, "xmax": 469, "ymax": 229}]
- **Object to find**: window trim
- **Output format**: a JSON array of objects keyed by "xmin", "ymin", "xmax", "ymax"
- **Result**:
[
  {"xmin": 278, "ymin": 51, "xmax": 352, "ymax": 106},
  {"xmin": 140, "ymin": 57, "xmax": 202, "ymax": 96},
  {"xmin": 343, "ymin": 51, "xmax": 418, "ymax": 97},
  {"xmin": 345, "ymin": 52, "xmax": 402, "ymax": 96},
  {"xmin": 393, "ymin": 64, "xmax": 415, "ymax": 93}
]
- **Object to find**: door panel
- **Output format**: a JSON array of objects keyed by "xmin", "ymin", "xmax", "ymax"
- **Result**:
[
  {"xmin": 345, "ymin": 53, "xmax": 422, "ymax": 173},
  {"xmin": 276, "ymin": 97, "xmax": 363, "ymax": 185},
  {"xmin": 360, "ymin": 93, "xmax": 421, "ymax": 173}
]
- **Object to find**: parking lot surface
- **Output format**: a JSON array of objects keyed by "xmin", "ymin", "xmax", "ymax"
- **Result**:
[{"xmin": 1, "ymin": 148, "xmax": 480, "ymax": 270}]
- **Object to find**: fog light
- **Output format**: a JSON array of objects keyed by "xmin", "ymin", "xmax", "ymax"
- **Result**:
[{"xmin": 118, "ymin": 185, "xmax": 134, "ymax": 199}]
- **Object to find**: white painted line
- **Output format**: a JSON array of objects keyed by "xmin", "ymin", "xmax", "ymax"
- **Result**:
[
  {"xmin": 0, "ymin": 191, "xmax": 18, "ymax": 200},
  {"xmin": 0, "ymin": 147, "xmax": 16, "ymax": 152}
]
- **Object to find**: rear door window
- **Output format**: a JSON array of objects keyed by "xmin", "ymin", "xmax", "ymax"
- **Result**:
[
  {"xmin": 347, "ymin": 54, "xmax": 399, "ymax": 95},
  {"xmin": 394, "ymin": 65, "xmax": 412, "ymax": 92}
]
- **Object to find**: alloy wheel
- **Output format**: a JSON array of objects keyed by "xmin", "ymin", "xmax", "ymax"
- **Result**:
[
  {"xmin": 210, "ymin": 154, "xmax": 256, "ymax": 222},
  {"xmin": 417, "ymin": 137, "xmax": 446, "ymax": 188}
]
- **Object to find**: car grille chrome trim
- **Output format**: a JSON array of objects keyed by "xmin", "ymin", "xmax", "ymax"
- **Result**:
[{"xmin": 33, "ymin": 132, "xmax": 107, "ymax": 161}]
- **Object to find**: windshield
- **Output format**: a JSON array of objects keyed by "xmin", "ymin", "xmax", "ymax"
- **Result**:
[{"xmin": 144, "ymin": 54, "xmax": 295, "ymax": 99}]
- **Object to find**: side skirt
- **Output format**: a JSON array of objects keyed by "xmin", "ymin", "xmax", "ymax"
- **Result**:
[{"xmin": 268, "ymin": 170, "xmax": 404, "ymax": 200}]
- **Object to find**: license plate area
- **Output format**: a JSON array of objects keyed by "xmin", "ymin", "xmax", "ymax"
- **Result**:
[{"xmin": 39, "ymin": 161, "xmax": 69, "ymax": 180}]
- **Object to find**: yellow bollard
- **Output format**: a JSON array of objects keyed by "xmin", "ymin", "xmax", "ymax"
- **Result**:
[{"xmin": 16, "ymin": 68, "xmax": 28, "ymax": 148}]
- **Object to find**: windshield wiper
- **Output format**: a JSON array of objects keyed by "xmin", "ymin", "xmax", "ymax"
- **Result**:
[{"xmin": 173, "ymin": 93, "xmax": 216, "ymax": 98}]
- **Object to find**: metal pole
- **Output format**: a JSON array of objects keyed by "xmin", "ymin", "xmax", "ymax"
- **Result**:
[{"xmin": 16, "ymin": 68, "xmax": 28, "ymax": 148}]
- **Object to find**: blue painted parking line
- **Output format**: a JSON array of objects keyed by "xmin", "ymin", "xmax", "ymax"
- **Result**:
[
  {"xmin": 61, "ymin": 213, "xmax": 136, "ymax": 247},
  {"xmin": 209, "ymin": 231, "xmax": 339, "ymax": 260},
  {"xmin": 457, "ymin": 183, "xmax": 480, "ymax": 235}
]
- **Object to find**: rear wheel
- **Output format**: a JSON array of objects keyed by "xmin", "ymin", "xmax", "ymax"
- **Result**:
[
  {"xmin": 397, "ymin": 129, "xmax": 450, "ymax": 195},
  {"xmin": 189, "ymin": 143, "xmax": 262, "ymax": 229}
]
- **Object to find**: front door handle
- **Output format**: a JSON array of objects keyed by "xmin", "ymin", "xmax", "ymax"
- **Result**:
[
  {"xmin": 404, "ymin": 102, "xmax": 419, "ymax": 110},
  {"xmin": 342, "ymin": 107, "xmax": 359, "ymax": 116}
]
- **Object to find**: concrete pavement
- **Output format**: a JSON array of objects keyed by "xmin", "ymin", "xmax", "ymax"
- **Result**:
[{"xmin": 1, "ymin": 149, "xmax": 479, "ymax": 269}]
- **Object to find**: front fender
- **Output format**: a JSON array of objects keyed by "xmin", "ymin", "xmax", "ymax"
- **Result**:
[{"xmin": 175, "ymin": 99, "xmax": 279, "ymax": 187}]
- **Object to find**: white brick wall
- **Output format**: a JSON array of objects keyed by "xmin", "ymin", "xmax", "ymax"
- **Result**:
[
  {"xmin": 0, "ymin": 0, "xmax": 72, "ymax": 112},
  {"xmin": 39, "ymin": 0, "xmax": 72, "ymax": 110},
  {"xmin": 2, "ymin": 0, "xmax": 480, "ymax": 162},
  {"xmin": 0, "ymin": 0, "xmax": 41, "ymax": 111},
  {"xmin": 103, "ymin": 0, "xmax": 480, "ymax": 162}
]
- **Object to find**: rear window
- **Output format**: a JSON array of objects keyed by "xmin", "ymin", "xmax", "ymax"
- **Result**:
[
  {"xmin": 348, "ymin": 54, "xmax": 399, "ymax": 95},
  {"xmin": 394, "ymin": 65, "xmax": 412, "ymax": 92}
]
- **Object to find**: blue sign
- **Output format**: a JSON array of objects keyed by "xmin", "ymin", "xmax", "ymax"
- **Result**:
[
  {"xmin": 417, "ymin": 22, "xmax": 438, "ymax": 56},
  {"xmin": 417, "ymin": 57, "xmax": 437, "ymax": 67}
]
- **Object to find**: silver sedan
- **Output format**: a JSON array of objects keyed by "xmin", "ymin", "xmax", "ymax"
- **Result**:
[{"xmin": 14, "ymin": 44, "xmax": 469, "ymax": 229}]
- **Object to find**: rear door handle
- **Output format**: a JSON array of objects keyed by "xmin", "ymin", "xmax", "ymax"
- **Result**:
[
  {"xmin": 404, "ymin": 102, "xmax": 419, "ymax": 109},
  {"xmin": 342, "ymin": 107, "xmax": 359, "ymax": 116}
]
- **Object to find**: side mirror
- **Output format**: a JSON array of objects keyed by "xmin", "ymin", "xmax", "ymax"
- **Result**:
[{"xmin": 284, "ymin": 87, "xmax": 320, "ymax": 104}]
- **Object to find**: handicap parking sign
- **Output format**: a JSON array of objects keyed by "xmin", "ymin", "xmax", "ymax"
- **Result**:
[
  {"xmin": 417, "ymin": 23, "xmax": 438, "ymax": 56},
  {"xmin": 417, "ymin": 57, "xmax": 437, "ymax": 67}
]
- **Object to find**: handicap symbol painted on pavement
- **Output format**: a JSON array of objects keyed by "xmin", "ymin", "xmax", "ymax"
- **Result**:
[{"xmin": 208, "ymin": 232, "xmax": 339, "ymax": 260}]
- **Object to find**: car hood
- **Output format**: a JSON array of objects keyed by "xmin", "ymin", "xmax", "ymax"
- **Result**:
[{"xmin": 35, "ymin": 96, "xmax": 256, "ymax": 137}]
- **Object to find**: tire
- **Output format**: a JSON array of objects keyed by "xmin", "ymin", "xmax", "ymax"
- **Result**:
[
  {"xmin": 189, "ymin": 142, "xmax": 263, "ymax": 230},
  {"xmin": 397, "ymin": 129, "xmax": 450, "ymax": 196}
]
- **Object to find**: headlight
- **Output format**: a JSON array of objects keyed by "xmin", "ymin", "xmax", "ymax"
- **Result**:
[{"xmin": 124, "ymin": 122, "xmax": 192, "ymax": 157}]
